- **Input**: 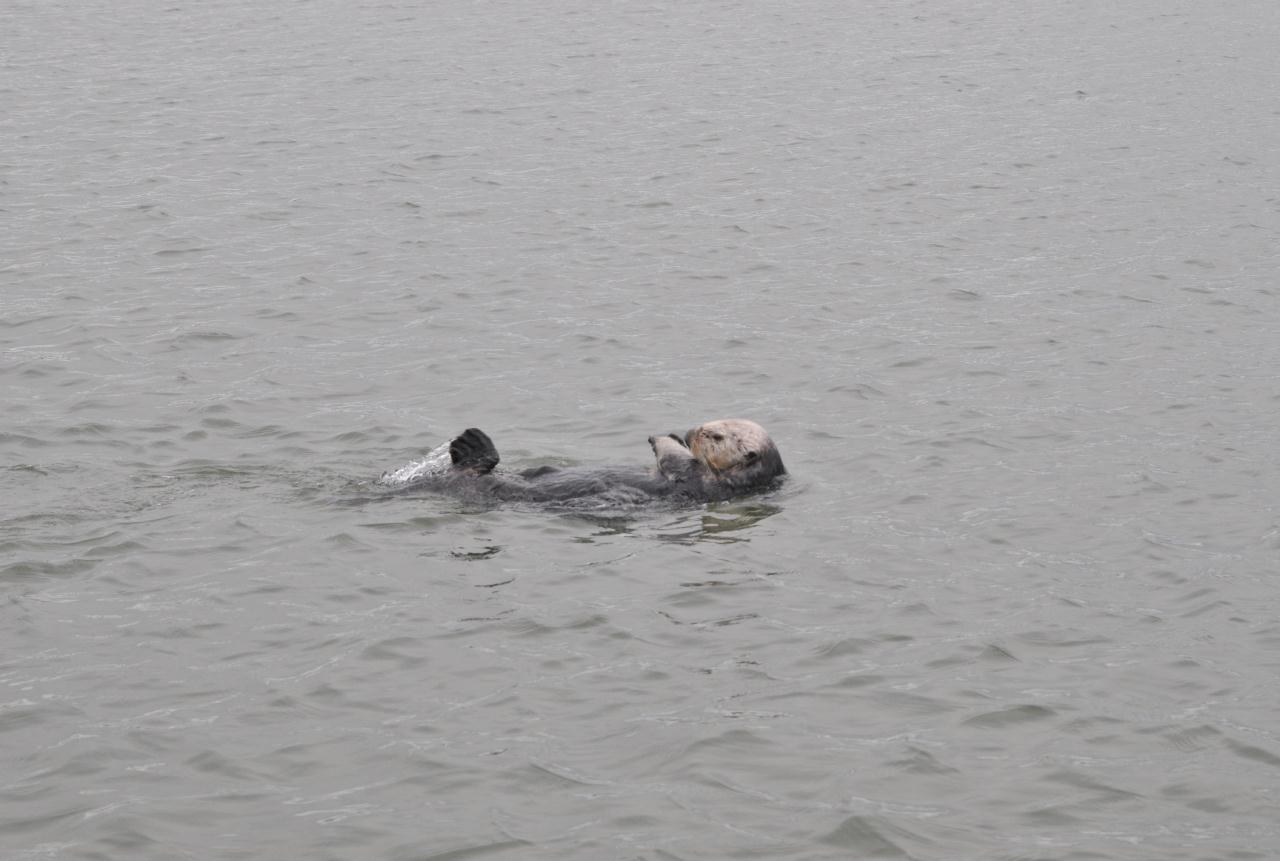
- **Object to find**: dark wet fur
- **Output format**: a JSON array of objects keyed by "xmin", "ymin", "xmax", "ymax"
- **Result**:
[
  {"xmin": 448, "ymin": 428, "xmax": 500, "ymax": 473},
  {"xmin": 402, "ymin": 428, "xmax": 785, "ymax": 507}
]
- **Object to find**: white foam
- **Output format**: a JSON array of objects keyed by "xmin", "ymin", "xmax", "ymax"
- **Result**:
[{"xmin": 377, "ymin": 440, "xmax": 452, "ymax": 486}]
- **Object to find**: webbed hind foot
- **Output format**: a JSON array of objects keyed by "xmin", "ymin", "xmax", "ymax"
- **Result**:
[{"xmin": 450, "ymin": 428, "xmax": 500, "ymax": 474}]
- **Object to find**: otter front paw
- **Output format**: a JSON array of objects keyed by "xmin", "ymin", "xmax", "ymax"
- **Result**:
[{"xmin": 649, "ymin": 433, "xmax": 687, "ymax": 453}]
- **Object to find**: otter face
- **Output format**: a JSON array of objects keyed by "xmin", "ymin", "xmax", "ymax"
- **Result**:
[{"xmin": 686, "ymin": 419, "xmax": 784, "ymax": 479}]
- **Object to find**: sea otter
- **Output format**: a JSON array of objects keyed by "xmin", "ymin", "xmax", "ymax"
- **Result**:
[{"xmin": 378, "ymin": 419, "xmax": 786, "ymax": 506}]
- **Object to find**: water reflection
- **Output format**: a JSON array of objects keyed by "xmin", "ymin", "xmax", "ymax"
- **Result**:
[
  {"xmin": 569, "ymin": 501, "xmax": 783, "ymax": 543},
  {"xmin": 572, "ymin": 513, "xmax": 635, "ymax": 539},
  {"xmin": 661, "ymin": 501, "xmax": 783, "ymax": 544}
]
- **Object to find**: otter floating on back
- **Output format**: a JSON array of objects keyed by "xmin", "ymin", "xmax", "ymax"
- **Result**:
[{"xmin": 378, "ymin": 419, "xmax": 786, "ymax": 506}]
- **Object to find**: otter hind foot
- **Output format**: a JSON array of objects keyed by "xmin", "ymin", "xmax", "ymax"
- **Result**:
[{"xmin": 450, "ymin": 428, "xmax": 500, "ymax": 474}]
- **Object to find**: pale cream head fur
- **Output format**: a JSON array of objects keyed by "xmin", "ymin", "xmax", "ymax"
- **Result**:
[{"xmin": 687, "ymin": 419, "xmax": 774, "ymax": 473}]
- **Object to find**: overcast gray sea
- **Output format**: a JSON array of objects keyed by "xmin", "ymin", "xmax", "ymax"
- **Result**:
[{"xmin": 4, "ymin": 1, "xmax": 1280, "ymax": 858}]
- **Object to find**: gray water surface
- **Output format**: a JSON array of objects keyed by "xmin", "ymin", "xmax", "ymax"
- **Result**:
[{"xmin": 4, "ymin": 1, "xmax": 1280, "ymax": 859}]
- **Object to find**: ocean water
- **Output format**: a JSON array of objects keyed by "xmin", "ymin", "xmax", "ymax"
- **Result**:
[{"xmin": 4, "ymin": 1, "xmax": 1280, "ymax": 858}]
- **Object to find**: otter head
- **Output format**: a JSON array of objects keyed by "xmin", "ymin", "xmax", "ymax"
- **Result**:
[{"xmin": 686, "ymin": 419, "xmax": 786, "ymax": 482}]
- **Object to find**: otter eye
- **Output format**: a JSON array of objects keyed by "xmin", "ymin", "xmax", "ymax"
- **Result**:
[
  {"xmin": 710, "ymin": 433, "xmax": 724, "ymax": 442},
  {"xmin": 744, "ymin": 451, "xmax": 758, "ymax": 462}
]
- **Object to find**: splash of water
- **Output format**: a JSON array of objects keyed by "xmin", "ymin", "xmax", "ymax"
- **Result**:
[{"xmin": 377, "ymin": 440, "xmax": 452, "ymax": 486}]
